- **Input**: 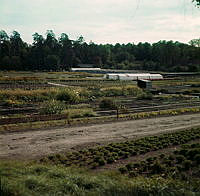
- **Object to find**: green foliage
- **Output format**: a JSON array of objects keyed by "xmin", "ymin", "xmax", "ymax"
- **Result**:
[
  {"xmin": 151, "ymin": 161, "xmax": 166, "ymax": 174},
  {"xmin": 137, "ymin": 91, "xmax": 153, "ymax": 100},
  {"xmin": 0, "ymin": 88, "xmax": 57, "ymax": 103},
  {"xmin": 118, "ymin": 167, "xmax": 128, "ymax": 174},
  {"xmin": 99, "ymin": 98, "xmax": 117, "ymax": 109},
  {"xmin": 56, "ymin": 88, "xmax": 80, "ymax": 104},
  {"xmin": 183, "ymin": 160, "xmax": 192, "ymax": 170},
  {"xmin": 176, "ymin": 155, "xmax": 186, "ymax": 163},
  {"xmin": 123, "ymin": 141, "xmax": 200, "ymax": 183},
  {"xmin": 63, "ymin": 108, "xmax": 96, "ymax": 118},
  {"xmin": 1, "ymin": 161, "xmax": 200, "ymax": 196},
  {"xmin": 40, "ymin": 100, "xmax": 65, "ymax": 115}
]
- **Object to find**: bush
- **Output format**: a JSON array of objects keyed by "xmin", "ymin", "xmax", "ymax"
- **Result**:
[
  {"xmin": 118, "ymin": 167, "xmax": 128, "ymax": 174},
  {"xmin": 128, "ymin": 171, "xmax": 138, "ymax": 178},
  {"xmin": 107, "ymin": 157, "xmax": 115, "ymax": 164},
  {"xmin": 99, "ymin": 98, "xmax": 117, "ymax": 109},
  {"xmin": 183, "ymin": 160, "xmax": 192, "ymax": 170},
  {"xmin": 176, "ymin": 155, "xmax": 185, "ymax": 164},
  {"xmin": 126, "ymin": 163, "xmax": 134, "ymax": 171},
  {"xmin": 65, "ymin": 108, "xmax": 96, "ymax": 118},
  {"xmin": 40, "ymin": 100, "xmax": 65, "ymax": 115},
  {"xmin": 151, "ymin": 161, "xmax": 165, "ymax": 174},
  {"xmin": 98, "ymin": 158, "xmax": 106, "ymax": 166},
  {"xmin": 56, "ymin": 89, "xmax": 80, "ymax": 104}
]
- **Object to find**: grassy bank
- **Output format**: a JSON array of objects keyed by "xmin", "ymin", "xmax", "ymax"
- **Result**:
[{"xmin": 0, "ymin": 161, "xmax": 199, "ymax": 196}]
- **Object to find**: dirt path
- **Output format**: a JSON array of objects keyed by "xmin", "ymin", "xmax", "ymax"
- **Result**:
[{"xmin": 1, "ymin": 113, "xmax": 200, "ymax": 160}]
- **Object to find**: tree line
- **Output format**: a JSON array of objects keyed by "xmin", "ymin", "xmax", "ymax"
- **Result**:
[{"xmin": 0, "ymin": 30, "xmax": 200, "ymax": 72}]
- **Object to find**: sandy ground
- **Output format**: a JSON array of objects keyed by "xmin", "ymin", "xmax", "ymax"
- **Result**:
[{"xmin": 1, "ymin": 113, "xmax": 200, "ymax": 160}]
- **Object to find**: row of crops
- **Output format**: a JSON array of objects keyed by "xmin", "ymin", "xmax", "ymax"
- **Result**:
[
  {"xmin": 39, "ymin": 127, "xmax": 200, "ymax": 169},
  {"xmin": 119, "ymin": 142, "xmax": 200, "ymax": 182}
]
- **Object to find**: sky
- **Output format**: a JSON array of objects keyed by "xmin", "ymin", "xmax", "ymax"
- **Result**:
[{"xmin": 0, "ymin": 0, "xmax": 200, "ymax": 44}]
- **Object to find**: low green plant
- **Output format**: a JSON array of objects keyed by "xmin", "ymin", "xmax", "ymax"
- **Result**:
[
  {"xmin": 40, "ymin": 100, "xmax": 65, "ymax": 115},
  {"xmin": 99, "ymin": 98, "xmax": 117, "ymax": 109},
  {"xmin": 183, "ymin": 160, "xmax": 192, "ymax": 170},
  {"xmin": 56, "ymin": 88, "xmax": 80, "ymax": 104},
  {"xmin": 63, "ymin": 108, "xmax": 96, "ymax": 118},
  {"xmin": 137, "ymin": 91, "xmax": 153, "ymax": 100}
]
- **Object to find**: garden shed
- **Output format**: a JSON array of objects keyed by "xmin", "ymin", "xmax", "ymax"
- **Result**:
[{"xmin": 137, "ymin": 79, "xmax": 152, "ymax": 89}]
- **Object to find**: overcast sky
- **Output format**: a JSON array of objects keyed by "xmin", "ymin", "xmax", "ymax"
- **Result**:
[{"xmin": 0, "ymin": 0, "xmax": 199, "ymax": 44}]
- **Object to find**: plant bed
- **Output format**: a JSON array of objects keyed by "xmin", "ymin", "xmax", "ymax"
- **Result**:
[
  {"xmin": 39, "ymin": 127, "xmax": 200, "ymax": 170},
  {"xmin": 118, "ymin": 142, "xmax": 200, "ymax": 183}
]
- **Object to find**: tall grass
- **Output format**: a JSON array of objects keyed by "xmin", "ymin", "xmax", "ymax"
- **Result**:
[
  {"xmin": 0, "ymin": 87, "xmax": 88, "ymax": 103},
  {"xmin": 0, "ymin": 161, "xmax": 199, "ymax": 196},
  {"xmin": 0, "ymin": 88, "xmax": 57, "ymax": 102}
]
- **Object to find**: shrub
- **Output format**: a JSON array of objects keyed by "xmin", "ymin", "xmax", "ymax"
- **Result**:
[
  {"xmin": 183, "ymin": 160, "xmax": 192, "ymax": 170},
  {"xmin": 56, "ymin": 88, "xmax": 80, "ymax": 104},
  {"xmin": 128, "ymin": 171, "xmax": 138, "ymax": 178},
  {"xmin": 126, "ymin": 163, "xmax": 134, "ymax": 171},
  {"xmin": 106, "ymin": 157, "xmax": 115, "ymax": 164},
  {"xmin": 179, "ymin": 149, "xmax": 188, "ymax": 156},
  {"xmin": 40, "ymin": 100, "xmax": 65, "ymax": 115},
  {"xmin": 99, "ymin": 98, "xmax": 117, "ymax": 109},
  {"xmin": 91, "ymin": 162, "xmax": 98, "ymax": 169},
  {"xmin": 98, "ymin": 158, "xmax": 106, "ymax": 166},
  {"xmin": 159, "ymin": 154, "xmax": 165, "ymax": 159},
  {"xmin": 151, "ymin": 161, "xmax": 165, "ymax": 174},
  {"xmin": 65, "ymin": 108, "xmax": 96, "ymax": 118},
  {"xmin": 118, "ymin": 167, "xmax": 128, "ymax": 174},
  {"xmin": 176, "ymin": 155, "xmax": 185, "ymax": 164},
  {"xmin": 168, "ymin": 155, "xmax": 175, "ymax": 161}
]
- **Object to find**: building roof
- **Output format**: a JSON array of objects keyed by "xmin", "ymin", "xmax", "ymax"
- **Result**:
[{"xmin": 71, "ymin": 68, "xmax": 101, "ymax": 71}]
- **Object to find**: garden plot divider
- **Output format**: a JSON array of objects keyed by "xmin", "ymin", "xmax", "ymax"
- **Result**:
[
  {"xmin": 0, "ymin": 107, "xmax": 38, "ymax": 115},
  {"xmin": 1, "ymin": 106, "xmax": 200, "ymax": 126},
  {"xmin": 0, "ymin": 114, "xmax": 68, "ymax": 125},
  {"xmin": 0, "ymin": 83, "xmax": 52, "ymax": 90}
]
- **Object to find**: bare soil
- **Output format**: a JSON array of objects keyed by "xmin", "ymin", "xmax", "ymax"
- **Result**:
[{"xmin": 1, "ymin": 113, "xmax": 200, "ymax": 160}]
